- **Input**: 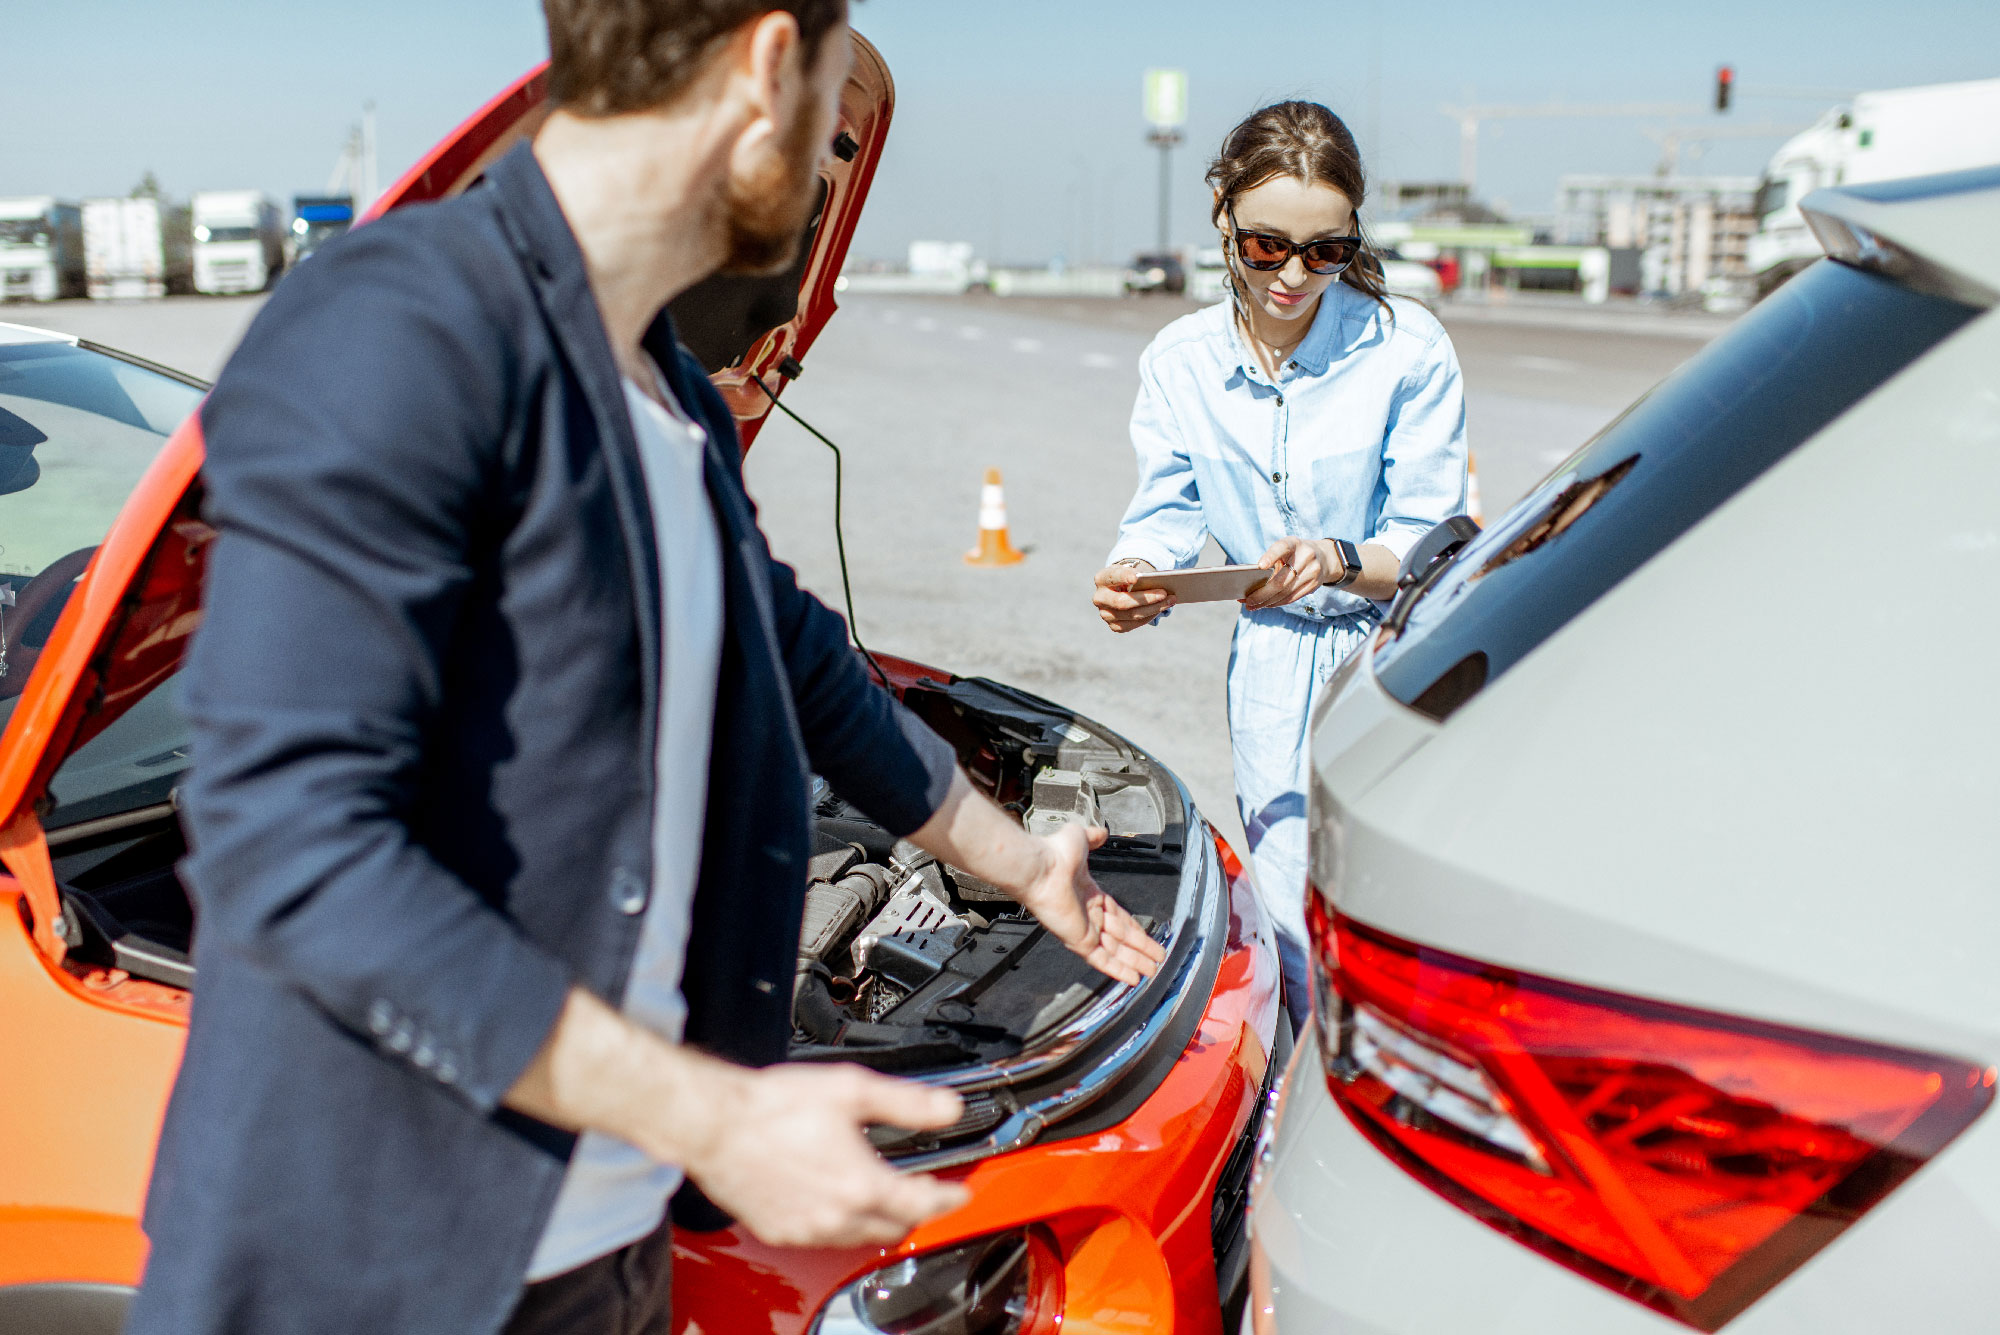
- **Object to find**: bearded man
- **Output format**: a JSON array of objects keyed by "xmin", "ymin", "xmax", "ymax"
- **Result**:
[{"xmin": 126, "ymin": 3, "xmax": 1162, "ymax": 1332}]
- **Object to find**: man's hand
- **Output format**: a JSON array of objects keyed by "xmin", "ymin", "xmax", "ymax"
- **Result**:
[
  {"xmin": 674, "ymin": 1061, "xmax": 972, "ymax": 1248},
  {"xmin": 1092, "ymin": 560, "xmax": 1172, "ymax": 632},
  {"xmin": 505, "ymin": 988, "xmax": 971, "ymax": 1249},
  {"xmin": 909, "ymin": 772, "xmax": 1168, "ymax": 985},
  {"xmin": 1005, "ymin": 821, "xmax": 1165, "ymax": 985},
  {"xmin": 1242, "ymin": 536, "xmax": 1332, "ymax": 610}
]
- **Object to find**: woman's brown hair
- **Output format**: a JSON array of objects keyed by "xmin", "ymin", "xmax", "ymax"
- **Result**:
[{"xmin": 1206, "ymin": 100, "xmax": 1391, "ymax": 315}]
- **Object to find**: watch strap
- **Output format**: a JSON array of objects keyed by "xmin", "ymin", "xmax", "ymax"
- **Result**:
[{"xmin": 1331, "ymin": 539, "xmax": 1362, "ymax": 589}]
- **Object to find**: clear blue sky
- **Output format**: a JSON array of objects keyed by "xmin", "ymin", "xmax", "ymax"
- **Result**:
[{"xmin": 7, "ymin": 0, "xmax": 1996, "ymax": 263}]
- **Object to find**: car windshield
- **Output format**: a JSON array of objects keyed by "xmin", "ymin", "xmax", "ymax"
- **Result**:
[
  {"xmin": 0, "ymin": 331, "xmax": 203, "ymax": 824},
  {"xmin": 0, "ymin": 220, "xmax": 51, "ymax": 246},
  {"xmin": 1754, "ymin": 176, "xmax": 1790, "ymax": 220}
]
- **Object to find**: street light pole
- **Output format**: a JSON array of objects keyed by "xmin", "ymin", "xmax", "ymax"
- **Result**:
[{"xmin": 1149, "ymin": 127, "xmax": 1182, "ymax": 253}]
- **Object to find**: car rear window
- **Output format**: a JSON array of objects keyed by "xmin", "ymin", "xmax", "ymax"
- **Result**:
[{"xmin": 1375, "ymin": 260, "xmax": 1982, "ymax": 722}]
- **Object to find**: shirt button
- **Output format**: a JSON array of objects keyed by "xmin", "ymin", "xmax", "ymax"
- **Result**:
[
  {"xmin": 611, "ymin": 868, "xmax": 648, "ymax": 916},
  {"xmin": 1271, "ymin": 471, "xmax": 1283, "ymax": 483}
]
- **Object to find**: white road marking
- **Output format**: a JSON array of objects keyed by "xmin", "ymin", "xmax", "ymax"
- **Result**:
[
  {"xmin": 958, "ymin": 325, "xmax": 985, "ymax": 340},
  {"xmin": 879, "ymin": 308, "xmax": 901, "ymax": 324},
  {"xmin": 1010, "ymin": 337, "xmax": 1043, "ymax": 354},
  {"xmin": 1082, "ymin": 352, "xmax": 1118, "ymax": 369},
  {"xmin": 1509, "ymin": 355, "xmax": 1580, "ymax": 374},
  {"xmin": 914, "ymin": 316, "xmax": 938, "ymax": 332}
]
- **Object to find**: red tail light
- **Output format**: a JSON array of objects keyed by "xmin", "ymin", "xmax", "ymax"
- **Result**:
[{"xmin": 1306, "ymin": 893, "xmax": 1994, "ymax": 1331}]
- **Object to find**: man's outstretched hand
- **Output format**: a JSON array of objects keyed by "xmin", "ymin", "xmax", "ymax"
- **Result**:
[
  {"xmin": 1008, "ymin": 821, "xmax": 1165, "ymax": 985},
  {"xmin": 909, "ymin": 770, "xmax": 1168, "ymax": 986}
]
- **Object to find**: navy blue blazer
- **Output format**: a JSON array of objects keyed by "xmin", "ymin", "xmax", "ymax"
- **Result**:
[{"xmin": 128, "ymin": 143, "xmax": 958, "ymax": 1335}]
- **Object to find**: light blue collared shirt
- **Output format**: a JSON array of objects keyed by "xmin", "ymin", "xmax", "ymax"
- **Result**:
[{"xmin": 1108, "ymin": 284, "xmax": 1468, "ymax": 622}]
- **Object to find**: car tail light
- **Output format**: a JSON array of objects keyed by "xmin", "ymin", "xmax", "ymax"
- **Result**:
[
  {"xmin": 1305, "ymin": 892, "xmax": 1994, "ymax": 1331},
  {"xmin": 811, "ymin": 1228, "xmax": 1063, "ymax": 1335}
]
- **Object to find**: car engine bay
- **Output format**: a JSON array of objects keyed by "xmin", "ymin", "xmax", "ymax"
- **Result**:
[{"xmin": 790, "ymin": 676, "xmax": 1187, "ymax": 1074}]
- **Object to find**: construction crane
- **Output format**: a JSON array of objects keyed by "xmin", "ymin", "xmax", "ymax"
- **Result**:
[
  {"xmin": 1440, "ymin": 101, "xmax": 1703, "ymax": 194},
  {"xmin": 1442, "ymin": 79, "xmax": 1852, "ymax": 195}
]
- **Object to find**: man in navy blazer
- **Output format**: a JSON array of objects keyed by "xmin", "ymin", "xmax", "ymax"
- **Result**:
[{"xmin": 128, "ymin": 2, "xmax": 1163, "ymax": 1332}]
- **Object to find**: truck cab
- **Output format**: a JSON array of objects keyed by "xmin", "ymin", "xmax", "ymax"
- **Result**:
[
  {"xmin": 1750, "ymin": 78, "xmax": 2000, "ymax": 295},
  {"xmin": 191, "ymin": 191, "xmax": 283, "ymax": 295},
  {"xmin": 287, "ymin": 195, "xmax": 354, "ymax": 266},
  {"xmin": 0, "ymin": 199, "xmax": 84, "ymax": 303}
]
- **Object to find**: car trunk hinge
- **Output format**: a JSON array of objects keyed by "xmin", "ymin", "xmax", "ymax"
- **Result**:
[{"xmin": 0, "ymin": 808, "xmax": 64, "ymax": 963}]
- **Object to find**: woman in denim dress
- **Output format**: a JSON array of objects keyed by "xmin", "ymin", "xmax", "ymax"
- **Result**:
[{"xmin": 1092, "ymin": 102, "xmax": 1468, "ymax": 1032}]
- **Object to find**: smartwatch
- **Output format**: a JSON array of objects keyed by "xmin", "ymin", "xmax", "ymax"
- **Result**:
[{"xmin": 1329, "ymin": 538, "xmax": 1362, "ymax": 590}]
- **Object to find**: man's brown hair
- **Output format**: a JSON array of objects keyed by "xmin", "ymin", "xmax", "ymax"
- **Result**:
[{"xmin": 542, "ymin": 0, "xmax": 847, "ymax": 116}]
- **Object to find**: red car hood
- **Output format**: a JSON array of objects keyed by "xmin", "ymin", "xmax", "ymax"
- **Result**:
[{"xmin": 0, "ymin": 38, "xmax": 895, "ymax": 957}]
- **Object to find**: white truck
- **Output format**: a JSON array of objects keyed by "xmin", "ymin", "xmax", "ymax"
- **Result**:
[
  {"xmin": 191, "ymin": 190, "xmax": 284, "ymax": 294},
  {"xmin": 0, "ymin": 197, "xmax": 84, "ymax": 302},
  {"xmin": 1749, "ymin": 77, "xmax": 2000, "ymax": 293},
  {"xmin": 82, "ymin": 197, "xmax": 167, "ymax": 300}
]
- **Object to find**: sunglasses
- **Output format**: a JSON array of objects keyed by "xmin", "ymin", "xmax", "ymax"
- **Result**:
[{"xmin": 1229, "ymin": 212, "xmax": 1363, "ymax": 275}]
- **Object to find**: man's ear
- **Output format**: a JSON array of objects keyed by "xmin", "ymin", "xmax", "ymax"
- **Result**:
[{"xmin": 734, "ymin": 9, "xmax": 805, "ymax": 127}]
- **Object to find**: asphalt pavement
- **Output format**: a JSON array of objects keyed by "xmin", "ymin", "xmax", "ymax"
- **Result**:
[
  {"xmin": 743, "ymin": 292, "xmax": 1715, "ymax": 856},
  {"xmin": 0, "ymin": 290, "xmax": 1720, "ymax": 858}
]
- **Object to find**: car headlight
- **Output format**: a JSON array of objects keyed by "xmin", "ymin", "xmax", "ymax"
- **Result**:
[{"xmin": 811, "ymin": 1229, "xmax": 1062, "ymax": 1335}]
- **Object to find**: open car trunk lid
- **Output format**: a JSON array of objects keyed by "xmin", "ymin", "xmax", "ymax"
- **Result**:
[{"xmin": 0, "ymin": 38, "xmax": 896, "ymax": 958}]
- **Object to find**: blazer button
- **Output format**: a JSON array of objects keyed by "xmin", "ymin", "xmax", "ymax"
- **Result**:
[{"xmin": 611, "ymin": 868, "xmax": 649, "ymax": 916}]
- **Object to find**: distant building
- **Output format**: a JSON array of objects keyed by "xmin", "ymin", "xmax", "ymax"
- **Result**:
[
  {"xmin": 1372, "ymin": 181, "xmax": 1510, "ymax": 226},
  {"xmin": 1556, "ymin": 175, "xmax": 1758, "ymax": 297}
]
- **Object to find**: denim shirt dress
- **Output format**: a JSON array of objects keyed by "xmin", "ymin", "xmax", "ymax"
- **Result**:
[{"xmin": 1107, "ymin": 283, "xmax": 1468, "ymax": 951}]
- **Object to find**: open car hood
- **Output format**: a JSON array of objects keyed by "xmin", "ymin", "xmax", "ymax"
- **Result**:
[{"xmin": 0, "ymin": 39, "xmax": 895, "ymax": 957}]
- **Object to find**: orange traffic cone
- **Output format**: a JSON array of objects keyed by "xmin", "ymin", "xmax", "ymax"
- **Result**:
[
  {"xmin": 963, "ymin": 468, "xmax": 1026, "ymax": 566},
  {"xmin": 1466, "ymin": 451, "xmax": 1485, "ymax": 526}
]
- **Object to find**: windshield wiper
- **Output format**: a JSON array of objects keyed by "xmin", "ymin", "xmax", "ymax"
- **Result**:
[{"xmin": 1380, "ymin": 514, "xmax": 1481, "ymax": 640}]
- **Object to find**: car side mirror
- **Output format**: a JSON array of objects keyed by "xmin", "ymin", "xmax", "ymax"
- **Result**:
[{"xmin": 1396, "ymin": 515, "xmax": 1482, "ymax": 590}]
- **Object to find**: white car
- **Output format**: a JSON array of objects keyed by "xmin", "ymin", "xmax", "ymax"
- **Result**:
[
  {"xmin": 1246, "ymin": 164, "xmax": 2000, "ymax": 1334},
  {"xmin": 1378, "ymin": 250, "xmax": 1443, "ymax": 302}
]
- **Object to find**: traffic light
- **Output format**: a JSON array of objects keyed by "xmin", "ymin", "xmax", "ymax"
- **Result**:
[{"xmin": 1715, "ymin": 64, "xmax": 1734, "ymax": 112}]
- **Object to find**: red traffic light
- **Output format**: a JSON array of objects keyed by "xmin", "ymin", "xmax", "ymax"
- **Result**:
[{"xmin": 1715, "ymin": 64, "xmax": 1735, "ymax": 112}]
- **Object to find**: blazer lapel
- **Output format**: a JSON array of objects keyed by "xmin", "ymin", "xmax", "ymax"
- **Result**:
[{"xmin": 485, "ymin": 144, "xmax": 662, "ymax": 738}]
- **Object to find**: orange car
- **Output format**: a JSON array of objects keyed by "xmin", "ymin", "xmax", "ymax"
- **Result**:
[{"xmin": 0, "ymin": 35, "xmax": 1281, "ymax": 1335}]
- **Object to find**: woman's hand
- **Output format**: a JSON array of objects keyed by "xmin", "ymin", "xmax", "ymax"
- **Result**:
[
  {"xmin": 1243, "ymin": 536, "xmax": 1334, "ymax": 610},
  {"xmin": 1093, "ymin": 561, "xmax": 1173, "ymax": 632}
]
